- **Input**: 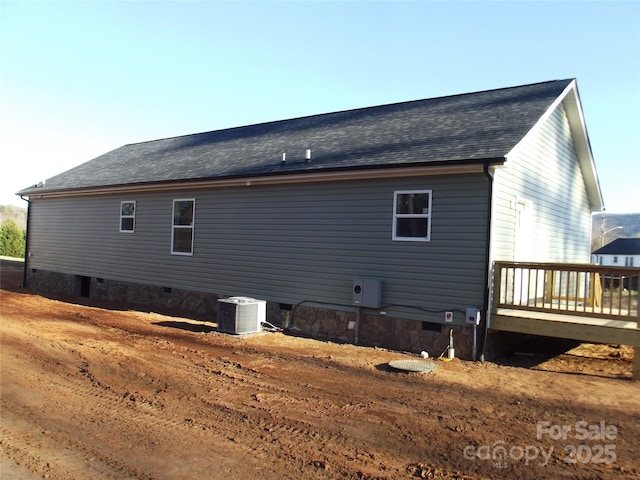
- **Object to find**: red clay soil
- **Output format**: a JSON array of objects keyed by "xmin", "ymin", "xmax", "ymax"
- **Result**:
[{"xmin": 1, "ymin": 259, "xmax": 639, "ymax": 479}]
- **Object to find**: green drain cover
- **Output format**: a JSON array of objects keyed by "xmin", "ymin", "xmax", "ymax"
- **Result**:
[{"xmin": 388, "ymin": 359, "xmax": 438, "ymax": 373}]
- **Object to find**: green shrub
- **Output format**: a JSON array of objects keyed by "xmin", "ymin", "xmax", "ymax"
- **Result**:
[{"xmin": 0, "ymin": 219, "xmax": 26, "ymax": 258}]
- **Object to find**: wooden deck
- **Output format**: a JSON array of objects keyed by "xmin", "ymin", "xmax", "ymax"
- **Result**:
[
  {"xmin": 491, "ymin": 262, "xmax": 640, "ymax": 379},
  {"xmin": 491, "ymin": 309, "xmax": 640, "ymax": 347}
]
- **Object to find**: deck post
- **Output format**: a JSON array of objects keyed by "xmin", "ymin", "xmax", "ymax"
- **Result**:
[
  {"xmin": 492, "ymin": 263, "xmax": 501, "ymax": 315},
  {"xmin": 635, "ymin": 306, "xmax": 640, "ymax": 381}
]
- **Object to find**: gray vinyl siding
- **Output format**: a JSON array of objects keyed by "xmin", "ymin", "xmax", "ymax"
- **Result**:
[
  {"xmin": 492, "ymin": 102, "xmax": 592, "ymax": 263},
  {"xmin": 27, "ymin": 173, "xmax": 489, "ymax": 322}
]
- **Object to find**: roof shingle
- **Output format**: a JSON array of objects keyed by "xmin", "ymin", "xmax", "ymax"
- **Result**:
[
  {"xmin": 592, "ymin": 238, "xmax": 640, "ymax": 255},
  {"xmin": 19, "ymin": 79, "xmax": 574, "ymax": 195}
]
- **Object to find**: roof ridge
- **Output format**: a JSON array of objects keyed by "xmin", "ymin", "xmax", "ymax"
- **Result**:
[{"xmin": 122, "ymin": 79, "xmax": 575, "ymax": 148}]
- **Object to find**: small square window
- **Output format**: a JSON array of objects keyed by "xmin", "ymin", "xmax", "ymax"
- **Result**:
[
  {"xmin": 120, "ymin": 201, "xmax": 136, "ymax": 233},
  {"xmin": 392, "ymin": 190, "xmax": 432, "ymax": 241}
]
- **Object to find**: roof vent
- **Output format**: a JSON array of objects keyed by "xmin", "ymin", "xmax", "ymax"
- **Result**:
[
  {"xmin": 281, "ymin": 152, "xmax": 286, "ymax": 164},
  {"xmin": 305, "ymin": 149, "xmax": 311, "ymax": 162}
]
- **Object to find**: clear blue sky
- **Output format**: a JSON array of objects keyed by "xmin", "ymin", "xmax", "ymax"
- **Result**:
[{"xmin": 1, "ymin": 1, "xmax": 639, "ymax": 213}]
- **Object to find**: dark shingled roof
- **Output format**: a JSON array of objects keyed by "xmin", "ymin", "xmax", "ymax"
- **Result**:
[
  {"xmin": 592, "ymin": 238, "xmax": 640, "ymax": 255},
  {"xmin": 19, "ymin": 79, "xmax": 574, "ymax": 195}
]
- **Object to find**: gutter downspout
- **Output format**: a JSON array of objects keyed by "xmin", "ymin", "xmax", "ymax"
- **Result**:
[
  {"xmin": 20, "ymin": 196, "xmax": 31, "ymax": 288},
  {"xmin": 479, "ymin": 162, "xmax": 495, "ymax": 361}
]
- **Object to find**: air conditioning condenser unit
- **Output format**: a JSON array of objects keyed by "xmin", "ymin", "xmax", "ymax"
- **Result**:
[{"xmin": 217, "ymin": 297, "xmax": 266, "ymax": 334}]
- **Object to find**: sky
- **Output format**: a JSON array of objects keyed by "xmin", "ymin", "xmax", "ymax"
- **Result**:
[{"xmin": 1, "ymin": 0, "xmax": 639, "ymax": 213}]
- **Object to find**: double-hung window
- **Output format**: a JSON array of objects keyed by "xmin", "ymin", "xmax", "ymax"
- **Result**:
[
  {"xmin": 393, "ymin": 190, "xmax": 432, "ymax": 241},
  {"xmin": 120, "ymin": 201, "xmax": 136, "ymax": 233},
  {"xmin": 172, "ymin": 199, "xmax": 195, "ymax": 255}
]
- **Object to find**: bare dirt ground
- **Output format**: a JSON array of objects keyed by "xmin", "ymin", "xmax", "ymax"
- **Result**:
[{"xmin": 1, "ymin": 259, "xmax": 639, "ymax": 479}]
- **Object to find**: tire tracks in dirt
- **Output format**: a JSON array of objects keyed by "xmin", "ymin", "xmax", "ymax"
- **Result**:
[
  {"xmin": 3, "ymin": 288, "xmax": 639, "ymax": 479},
  {"xmin": 1, "ymin": 309, "xmax": 399, "ymax": 479}
]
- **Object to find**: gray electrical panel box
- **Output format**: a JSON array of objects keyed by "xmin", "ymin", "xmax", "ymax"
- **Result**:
[
  {"xmin": 352, "ymin": 278, "xmax": 382, "ymax": 308},
  {"xmin": 465, "ymin": 307, "xmax": 481, "ymax": 325}
]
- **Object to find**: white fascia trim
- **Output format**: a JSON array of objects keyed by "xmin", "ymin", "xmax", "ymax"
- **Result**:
[{"xmin": 562, "ymin": 82, "xmax": 605, "ymax": 212}]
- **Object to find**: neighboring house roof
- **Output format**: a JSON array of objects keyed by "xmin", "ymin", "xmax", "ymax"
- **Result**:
[
  {"xmin": 592, "ymin": 238, "xmax": 640, "ymax": 255},
  {"xmin": 18, "ymin": 78, "xmax": 601, "ymax": 208}
]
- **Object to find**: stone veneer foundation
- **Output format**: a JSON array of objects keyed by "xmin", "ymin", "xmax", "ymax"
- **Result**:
[{"xmin": 26, "ymin": 269, "xmax": 476, "ymax": 359}]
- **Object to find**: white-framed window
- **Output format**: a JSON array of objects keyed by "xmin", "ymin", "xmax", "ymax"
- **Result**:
[
  {"xmin": 120, "ymin": 201, "xmax": 136, "ymax": 233},
  {"xmin": 392, "ymin": 190, "xmax": 432, "ymax": 241},
  {"xmin": 613, "ymin": 256, "xmax": 618, "ymax": 264},
  {"xmin": 625, "ymin": 257, "xmax": 634, "ymax": 267},
  {"xmin": 171, "ymin": 199, "xmax": 195, "ymax": 255}
]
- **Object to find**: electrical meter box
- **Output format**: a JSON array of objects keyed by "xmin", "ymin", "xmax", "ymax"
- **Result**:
[
  {"xmin": 465, "ymin": 307, "xmax": 481, "ymax": 325},
  {"xmin": 352, "ymin": 278, "xmax": 382, "ymax": 308}
]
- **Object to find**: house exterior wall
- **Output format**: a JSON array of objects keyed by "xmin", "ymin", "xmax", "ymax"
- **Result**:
[
  {"xmin": 25, "ymin": 173, "xmax": 490, "ymax": 355},
  {"xmin": 491, "ymin": 102, "xmax": 593, "ymax": 264},
  {"xmin": 592, "ymin": 254, "xmax": 640, "ymax": 267}
]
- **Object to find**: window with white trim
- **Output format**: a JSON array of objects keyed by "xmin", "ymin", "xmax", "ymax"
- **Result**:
[
  {"xmin": 393, "ymin": 190, "xmax": 432, "ymax": 241},
  {"xmin": 171, "ymin": 199, "xmax": 195, "ymax": 255},
  {"xmin": 120, "ymin": 201, "xmax": 136, "ymax": 233}
]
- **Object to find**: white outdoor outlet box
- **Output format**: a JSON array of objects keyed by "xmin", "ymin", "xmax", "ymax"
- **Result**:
[
  {"xmin": 444, "ymin": 311, "xmax": 453, "ymax": 323},
  {"xmin": 465, "ymin": 307, "xmax": 481, "ymax": 325},
  {"xmin": 352, "ymin": 278, "xmax": 382, "ymax": 308}
]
